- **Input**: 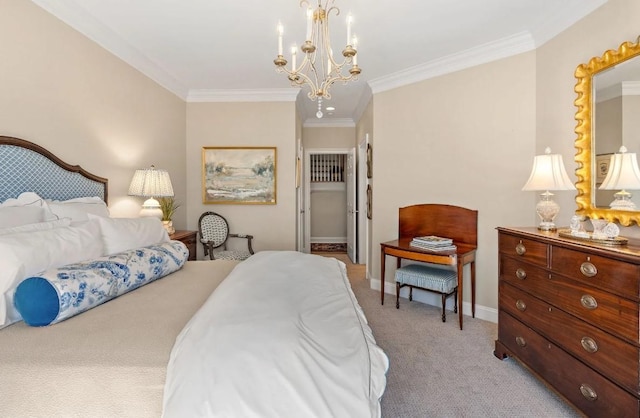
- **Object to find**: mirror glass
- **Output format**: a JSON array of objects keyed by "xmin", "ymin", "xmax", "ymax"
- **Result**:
[{"xmin": 574, "ymin": 38, "xmax": 640, "ymax": 226}]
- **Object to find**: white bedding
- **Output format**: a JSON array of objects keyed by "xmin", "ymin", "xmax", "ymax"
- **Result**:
[{"xmin": 162, "ymin": 251, "xmax": 389, "ymax": 418}]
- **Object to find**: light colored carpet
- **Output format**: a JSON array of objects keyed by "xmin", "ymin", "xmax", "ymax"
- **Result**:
[{"xmin": 319, "ymin": 253, "xmax": 582, "ymax": 418}]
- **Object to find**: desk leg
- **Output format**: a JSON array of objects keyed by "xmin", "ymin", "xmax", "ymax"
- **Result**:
[
  {"xmin": 457, "ymin": 257, "xmax": 464, "ymax": 330},
  {"xmin": 380, "ymin": 248, "xmax": 386, "ymax": 305},
  {"xmin": 471, "ymin": 260, "xmax": 476, "ymax": 318}
]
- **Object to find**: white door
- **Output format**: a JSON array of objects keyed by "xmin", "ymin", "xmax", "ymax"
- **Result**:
[
  {"xmin": 357, "ymin": 137, "xmax": 368, "ymax": 265},
  {"xmin": 346, "ymin": 148, "xmax": 357, "ymax": 263},
  {"xmin": 296, "ymin": 140, "xmax": 307, "ymax": 252},
  {"xmin": 302, "ymin": 150, "xmax": 312, "ymax": 253}
]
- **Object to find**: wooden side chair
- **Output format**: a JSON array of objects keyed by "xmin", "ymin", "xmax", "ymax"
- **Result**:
[{"xmin": 198, "ymin": 211, "xmax": 254, "ymax": 261}]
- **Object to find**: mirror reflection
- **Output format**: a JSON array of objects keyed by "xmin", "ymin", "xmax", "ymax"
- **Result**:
[{"xmin": 593, "ymin": 57, "xmax": 640, "ymax": 209}]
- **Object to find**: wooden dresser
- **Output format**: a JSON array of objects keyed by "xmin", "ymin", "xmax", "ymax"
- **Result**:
[{"xmin": 495, "ymin": 226, "xmax": 640, "ymax": 417}]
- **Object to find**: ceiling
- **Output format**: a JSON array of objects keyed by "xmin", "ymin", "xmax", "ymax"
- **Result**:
[{"xmin": 31, "ymin": 0, "xmax": 607, "ymax": 125}]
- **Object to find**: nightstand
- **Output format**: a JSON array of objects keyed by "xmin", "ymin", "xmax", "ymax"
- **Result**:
[{"xmin": 170, "ymin": 230, "xmax": 197, "ymax": 261}]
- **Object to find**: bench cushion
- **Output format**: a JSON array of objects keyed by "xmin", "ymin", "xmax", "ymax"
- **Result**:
[{"xmin": 395, "ymin": 264, "xmax": 457, "ymax": 294}]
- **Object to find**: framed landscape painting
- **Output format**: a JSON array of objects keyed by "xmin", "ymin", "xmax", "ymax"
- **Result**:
[{"xmin": 202, "ymin": 147, "xmax": 277, "ymax": 204}]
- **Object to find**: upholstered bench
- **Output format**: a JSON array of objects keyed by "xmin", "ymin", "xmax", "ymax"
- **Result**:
[{"xmin": 395, "ymin": 263, "xmax": 458, "ymax": 322}]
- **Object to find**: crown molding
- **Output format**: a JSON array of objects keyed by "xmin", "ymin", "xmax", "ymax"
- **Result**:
[
  {"xmin": 187, "ymin": 88, "xmax": 299, "ymax": 103},
  {"xmin": 368, "ymin": 31, "xmax": 536, "ymax": 94},
  {"xmin": 622, "ymin": 81, "xmax": 640, "ymax": 96},
  {"xmin": 303, "ymin": 118, "xmax": 356, "ymax": 128},
  {"xmin": 31, "ymin": 0, "xmax": 189, "ymax": 100}
]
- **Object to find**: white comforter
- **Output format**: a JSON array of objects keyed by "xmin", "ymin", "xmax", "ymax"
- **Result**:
[{"xmin": 162, "ymin": 251, "xmax": 389, "ymax": 418}]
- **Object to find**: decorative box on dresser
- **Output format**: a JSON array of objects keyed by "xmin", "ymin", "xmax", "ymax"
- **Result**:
[
  {"xmin": 494, "ymin": 227, "xmax": 640, "ymax": 417},
  {"xmin": 170, "ymin": 230, "xmax": 197, "ymax": 261}
]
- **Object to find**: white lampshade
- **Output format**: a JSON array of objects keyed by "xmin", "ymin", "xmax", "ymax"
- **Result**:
[
  {"xmin": 599, "ymin": 146, "xmax": 640, "ymax": 210},
  {"xmin": 522, "ymin": 148, "xmax": 576, "ymax": 192},
  {"xmin": 128, "ymin": 165, "xmax": 174, "ymax": 218},
  {"xmin": 522, "ymin": 147, "xmax": 575, "ymax": 231}
]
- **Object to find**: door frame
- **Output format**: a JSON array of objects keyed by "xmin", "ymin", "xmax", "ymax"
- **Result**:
[{"xmin": 302, "ymin": 148, "xmax": 352, "ymax": 254}]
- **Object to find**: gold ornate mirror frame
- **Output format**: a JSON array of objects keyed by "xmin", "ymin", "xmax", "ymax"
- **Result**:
[{"xmin": 574, "ymin": 37, "xmax": 640, "ymax": 226}]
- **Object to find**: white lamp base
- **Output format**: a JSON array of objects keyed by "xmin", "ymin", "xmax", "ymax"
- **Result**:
[
  {"xmin": 536, "ymin": 191, "xmax": 560, "ymax": 231},
  {"xmin": 609, "ymin": 190, "xmax": 637, "ymax": 211},
  {"xmin": 139, "ymin": 197, "xmax": 163, "ymax": 219}
]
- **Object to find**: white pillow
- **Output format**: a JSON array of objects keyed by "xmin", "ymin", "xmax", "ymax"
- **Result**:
[
  {"xmin": 0, "ymin": 220, "xmax": 104, "ymax": 329},
  {"xmin": 0, "ymin": 192, "xmax": 57, "ymax": 228},
  {"xmin": 0, "ymin": 218, "xmax": 71, "ymax": 236},
  {"xmin": 89, "ymin": 215, "xmax": 169, "ymax": 255},
  {"xmin": 47, "ymin": 196, "xmax": 110, "ymax": 223}
]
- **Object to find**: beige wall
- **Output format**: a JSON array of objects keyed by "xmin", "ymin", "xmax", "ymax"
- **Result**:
[
  {"xmin": 371, "ymin": 52, "xmax": 537, "ymax": 313},
  {"xmin": 185, "ymin": 102, "xmax": 297, "ymax": 256},
  {"xmin": 0, "ymin": 1, "xmax": 187, "ymax": 226},
  {"xmin": 536, "ymin": 0, "xmax": 640, "ymax": 237},
  {"xmin": 302, "ymin": 126, "xmax": 356, "ymax": 149}
]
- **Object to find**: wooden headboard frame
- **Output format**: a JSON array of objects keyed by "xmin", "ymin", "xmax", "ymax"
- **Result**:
[{"xmin": 0, "ymin": 136, "xmax": 108, "ymax": 203}]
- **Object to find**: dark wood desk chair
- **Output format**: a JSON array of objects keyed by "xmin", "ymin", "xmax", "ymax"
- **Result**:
[{"xmin": 395, "ymin": 204, "xmax": 478, "ymax": 319}]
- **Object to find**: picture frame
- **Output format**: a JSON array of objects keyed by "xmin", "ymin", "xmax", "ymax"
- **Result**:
[
  {"xmin": 595, "ymin": 153, "xmax": 612, "ymax": 185},
  {"xmin": 202, "ymin": 147, "xmax": 276, "ymax": 204},
  {"xmin": 366, "ymin": 143, "xmax": 373, "ymax": 179}
]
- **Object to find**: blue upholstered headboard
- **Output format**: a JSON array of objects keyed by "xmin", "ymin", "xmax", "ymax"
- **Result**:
[{"xmin": 0, "ymin": 136, "xmax": 108, "ymax": 203}]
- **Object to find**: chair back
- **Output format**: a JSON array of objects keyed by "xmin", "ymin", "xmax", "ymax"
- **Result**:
[
  {"xmin": 398, "ymin": 204, "xmax": 478, "ymax": 247},
  {"xmin": 198, "ymin": 212, "xmax": 230, "ymax": 248}
]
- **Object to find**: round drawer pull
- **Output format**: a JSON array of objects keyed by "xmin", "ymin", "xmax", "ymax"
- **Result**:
[
  {"xmin": 581, "ymin": 337, "xmax": 598, "ymax": 353},
  {"xmin": 515, "ymin": 336, "xmax": 526, "ymax": 347},
  {"xmin": 580, "ymin": 295, "xmax": 598, "ymax": 310},
  {"xmin": 515, "ymin": 300, "xmax": 527, "ymax": 312},
  {"xmin": 580, "ymin": 261, "xmax": 597, "ymax": 278},
  {"xmin": 579, "ymin": 384, "xmax": 598, "ymax": 401},
  {"xmin": 515, "ymin": 243, "xmax": 526, "ymax": 256},
  {"xmin": 515, "ymin": 268, "xmax": 527, "ymax": 280}
]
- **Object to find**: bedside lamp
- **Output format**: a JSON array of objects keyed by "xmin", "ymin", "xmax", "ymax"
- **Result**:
[
  {"xmin": 522, "ymin": 147, "xmax": 576, "ymax": 231},
  {"xmin": 128, "ymin": 165, "xmax": 174, "ymax": 218},
  {"xmin": 599, "ymin": 146, "xmax": 640, "ymax": 211}
]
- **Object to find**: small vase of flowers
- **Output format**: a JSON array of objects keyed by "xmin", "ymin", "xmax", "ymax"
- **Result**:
[{"xmin": 159, "ymin": 196, "xmax": 180, "ymax": 235}]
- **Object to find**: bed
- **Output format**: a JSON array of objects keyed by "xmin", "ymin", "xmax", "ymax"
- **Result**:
[{"xmin": 0, "ymin": 136, "xmax": 389, "ymax": 418}]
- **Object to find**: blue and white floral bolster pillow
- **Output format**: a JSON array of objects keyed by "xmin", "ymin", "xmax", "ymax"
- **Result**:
[{"xmin": 14, "ymin": 241, "xmax": 188, "ymax": 327}]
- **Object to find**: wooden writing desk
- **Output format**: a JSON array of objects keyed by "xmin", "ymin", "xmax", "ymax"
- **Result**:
[{"xmin": 380, "ymin": 204, "xmax": 478, "ymax": 330}]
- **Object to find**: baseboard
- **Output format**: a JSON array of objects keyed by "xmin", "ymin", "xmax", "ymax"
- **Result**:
[{"xmin": 368, "ymin": 278, "xmax": 498, "ymax": 324}]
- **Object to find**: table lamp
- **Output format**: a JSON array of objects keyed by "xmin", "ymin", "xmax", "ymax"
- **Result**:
[
  {"xmin": 522, "ymin": 147, "xmax": 576, "ymax": 231},
  {"xmin": 128, "ymin": 165, "xmax": 174, "ymax": 218},
  {"xmin": 598, "ymin": 146, "xmax": 640, "ymax": 210}
]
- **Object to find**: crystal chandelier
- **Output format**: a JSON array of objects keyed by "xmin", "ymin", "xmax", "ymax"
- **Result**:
[{"xmin": 274, "ymin": 0, "xmax": 361, "ymax": 118}]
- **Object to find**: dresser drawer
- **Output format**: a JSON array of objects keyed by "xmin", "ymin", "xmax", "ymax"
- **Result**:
[
  {"xmin": 500, "ymin": 255, "xmax": 639, "ymax": 343},
  {"xmin": 499, "ymin": 311, "xmax": 640, "ymax": 417},
  {"xmin": 500, "ymin": 254, "xmax": 549, "ymax": 292},
  {"xmin": 551, "ymin": 246, "xmax": 640, "ymax": 300},
  {"xmin": 500, "ymin": 281, "xmax": 640, "ymax": 395},
  {"xmin": 499, "ymin": 233, "xmax": 548, "ymax": 267}
]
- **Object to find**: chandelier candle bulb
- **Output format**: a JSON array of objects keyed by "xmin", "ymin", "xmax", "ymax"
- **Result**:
[
  {"xmin": 291, "ymin": 46, "xmax": 297, "ymax": 71},
  {"xmin": 277, "ymin": 22, "xmax": 283, "ymax": 55},
  {"xmin": 352, "ymin": 36, "xmax": 358, "ymax": 65},
  {"xmin": 306, "ymin": 8, "xmax": 313, "ymax": 40},
  {"xmin": 346, "ymin": 14, "xmax": 352, "ymax": 45}
]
